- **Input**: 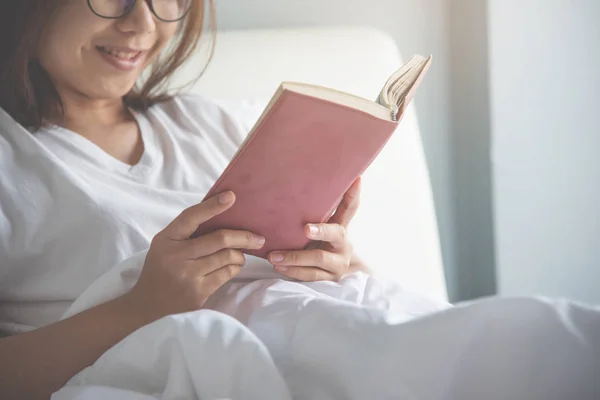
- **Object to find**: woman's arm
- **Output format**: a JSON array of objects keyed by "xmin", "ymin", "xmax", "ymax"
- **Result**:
[
  {"xmin": 0, "ymin": 294, "xmax": 148, "ymax": 400},
  {"xmin": 0, "ymin": 192, "xmax": 266, "ymax": 400}
]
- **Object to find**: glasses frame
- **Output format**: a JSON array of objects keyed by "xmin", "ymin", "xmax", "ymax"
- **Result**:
[{"xmin": 87, "ymin": 0, "xmax": 192, "ymax": 23}]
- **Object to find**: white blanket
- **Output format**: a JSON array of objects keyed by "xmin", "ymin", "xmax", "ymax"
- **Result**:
[{"xmin": 52, "ymin": 252, "xmax": 600, "ymax": 400}]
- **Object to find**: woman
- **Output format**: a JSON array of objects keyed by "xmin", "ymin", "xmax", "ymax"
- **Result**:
[
  {"xmin": 1, "ymin": 1, "xmax": 598, "ymax": 400},
  {"xmin": 0, "ymin": 0, "xmax": 369, "ymax": 396}
]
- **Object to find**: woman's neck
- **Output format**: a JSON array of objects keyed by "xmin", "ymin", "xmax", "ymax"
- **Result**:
[
  {"xmin": 47, "ymin": 87, "xmax": 145, "ymax": 166},
  {"xmin": 49, "ymin": 89, "xmax": 133, "ymax": 134}
]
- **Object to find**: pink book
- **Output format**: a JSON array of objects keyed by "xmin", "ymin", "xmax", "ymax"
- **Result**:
[{"xmin": 192, "ymin": 55, "xmax": 432, "ymax": 259}]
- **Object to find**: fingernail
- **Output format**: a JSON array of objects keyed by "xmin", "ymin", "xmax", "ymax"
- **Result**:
[
  {"xmin": 275, "ymin": 265, "xmax": 288, "ymax": 272},
  {"xmin": 255, "ymin": 236, "xmax": 266, "ymax": 246},
  {"xmin": 308, "ymin": 224, "xmax": 319, "ymax": 236},
  {"xmin": 270, "ymin": 253, "xmax": 284, "ymax": 262},
  {"xmin": 218, "ymin": 191, "xmax": 234, "ymax": 204}
]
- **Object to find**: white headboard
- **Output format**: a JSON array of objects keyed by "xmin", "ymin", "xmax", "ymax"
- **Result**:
[{"xmin": 169, "ymin": 27, "xmax": 448, "ymax": 301}]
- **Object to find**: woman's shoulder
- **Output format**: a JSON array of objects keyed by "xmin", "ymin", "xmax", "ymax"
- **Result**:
[
  {"xmin": 148, "ymin": 93, "xmax": 265, "ymax": 136},
  {"xmin": 161, "ymin": 93, "xmax": 225, "ymax": 115},
  {"xmin": 0, "ymin": 107, "xmax": 46, "ymax": 169}
]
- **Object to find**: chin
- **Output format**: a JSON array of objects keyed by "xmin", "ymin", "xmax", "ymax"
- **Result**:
[{"xmin": 92, "ymin": 81, "xmax": 138, "ymax": 100}]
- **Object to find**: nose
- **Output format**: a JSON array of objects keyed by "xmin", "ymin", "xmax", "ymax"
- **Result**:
[{"xmin": 116, "ymin": 0, "xmax": 157, "ymax": 35}]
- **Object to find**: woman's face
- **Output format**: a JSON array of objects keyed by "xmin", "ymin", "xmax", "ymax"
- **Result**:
[{"xmin": 39, "ymin": 0, "xmax": 180, "ymax": 102}]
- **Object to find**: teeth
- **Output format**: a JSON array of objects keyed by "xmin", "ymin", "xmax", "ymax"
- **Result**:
[{"xmin": 99, "ymin": 46, "xmax": 140, "ymax": 61}]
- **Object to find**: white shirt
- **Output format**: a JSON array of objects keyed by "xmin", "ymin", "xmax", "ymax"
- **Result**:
[{"xmin": 0, "ymin": 94, "xmax": 275, "ymax": 336}]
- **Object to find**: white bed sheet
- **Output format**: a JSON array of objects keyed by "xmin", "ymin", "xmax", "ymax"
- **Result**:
[{"xmin": 52, "ymin": 252, "xmax": 600, "ymax": 400}]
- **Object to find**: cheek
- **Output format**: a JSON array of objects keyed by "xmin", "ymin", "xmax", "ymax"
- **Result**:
[
  {"xmin": 38, "ymin": 8, "xmax": 114, "ymax": 93},
  {"xmin": 140, "ymin": 24, "xmax": 179, "ymax": 74},
  {"xmin": 158, "ymin": 21, "xmax": 180, "ymax": 45},
  {"xmin": 39, "ymin": 33, "xmax": 83, "ymax": 82},
  {"xmin": 149, "ymin": 25, "xmax": 180, "ymax": 61}
]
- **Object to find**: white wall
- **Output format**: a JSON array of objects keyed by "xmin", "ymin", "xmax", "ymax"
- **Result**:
[
  {"xmin": 448, "ymin": 0, "xmax": 496, "ymax": 300},
  {"xmin": 215, "ymin": 0, "xmax": 462, "ymax": 299},
  {"xmin": 489, "ymin": 0, "xmax": 600, "ymax": 303},
  {"xmin": 215, "ymin": 0, "xmax": 600, "ymax": 304}
]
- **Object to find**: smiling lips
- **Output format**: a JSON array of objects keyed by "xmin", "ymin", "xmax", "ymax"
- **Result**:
[{"xmin": 96, "ymin": 45, "xmax": 147, "ymax": 71}]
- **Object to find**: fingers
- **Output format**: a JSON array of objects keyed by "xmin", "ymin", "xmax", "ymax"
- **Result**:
[
  {"xmin": 178, "ymin": 249, "xmax": 245, "ymax": 308},
  {"xmin": 206, "ymin": 264, "xmax": 243, "ymax": 288},
  {"xmin": 196, "ymin": 264, "xmax": 243, "ymax": 296},
  {"xmin": 163, "ymin": 191, "xmax": 236, "ymax": 241},
  {"xmin": 268, "ymin": 249, "xmax": 347, "ymax": 275},
  {"xmin": 178, "ymin": 229, "xmax": 265, "ymax": 260},
  {"xmin": 329, "ymin": 177, "xmax": 361, "ymax": 227},
  {"xmin": 190, "ymin": 248, "xmax": 247, "ymax": 275},
  {"xmin": 305, "ymin": 223, "xmax": 347, "ymax": 249},
  {"xmin": 272, "ymin": 265, "xmax": 337, "ymax": 282}
]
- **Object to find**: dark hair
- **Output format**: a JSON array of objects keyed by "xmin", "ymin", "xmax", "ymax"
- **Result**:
[{"xmin": 0, "ymin": 0, "xmax": 215, "ymax": 130}]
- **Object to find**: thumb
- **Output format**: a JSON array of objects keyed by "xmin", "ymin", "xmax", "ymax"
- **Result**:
[
  {"xmin": 164, "ymin": 191, "xmax": 236, "ymax": 240},
  {"xmin": 329, "ymin": 177, "xmax": 361, "ymax": 228}
]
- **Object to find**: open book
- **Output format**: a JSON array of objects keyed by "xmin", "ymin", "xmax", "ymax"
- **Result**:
[{"xmin": 192, "ymin": 54, "xmax": 432, "ymax": 259}]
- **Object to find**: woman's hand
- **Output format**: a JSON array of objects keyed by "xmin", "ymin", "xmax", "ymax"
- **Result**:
[
  {"xmin": 268, "ymin": 177, "xmax": 362, "ymax": 282},
  {"xmin": 124, "ymin": 191, "xmax": 265, "ymax": 323}
]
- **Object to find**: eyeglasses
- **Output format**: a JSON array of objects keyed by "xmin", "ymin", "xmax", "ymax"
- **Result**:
[{"xmin": 88, "ymin": 0, "xmax": 193, "ymax": 23}]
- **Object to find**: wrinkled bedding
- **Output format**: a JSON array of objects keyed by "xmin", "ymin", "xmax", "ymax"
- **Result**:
[{"xmin": 52, "ymin": 252, "xmax": 600, "ymax": 400}]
